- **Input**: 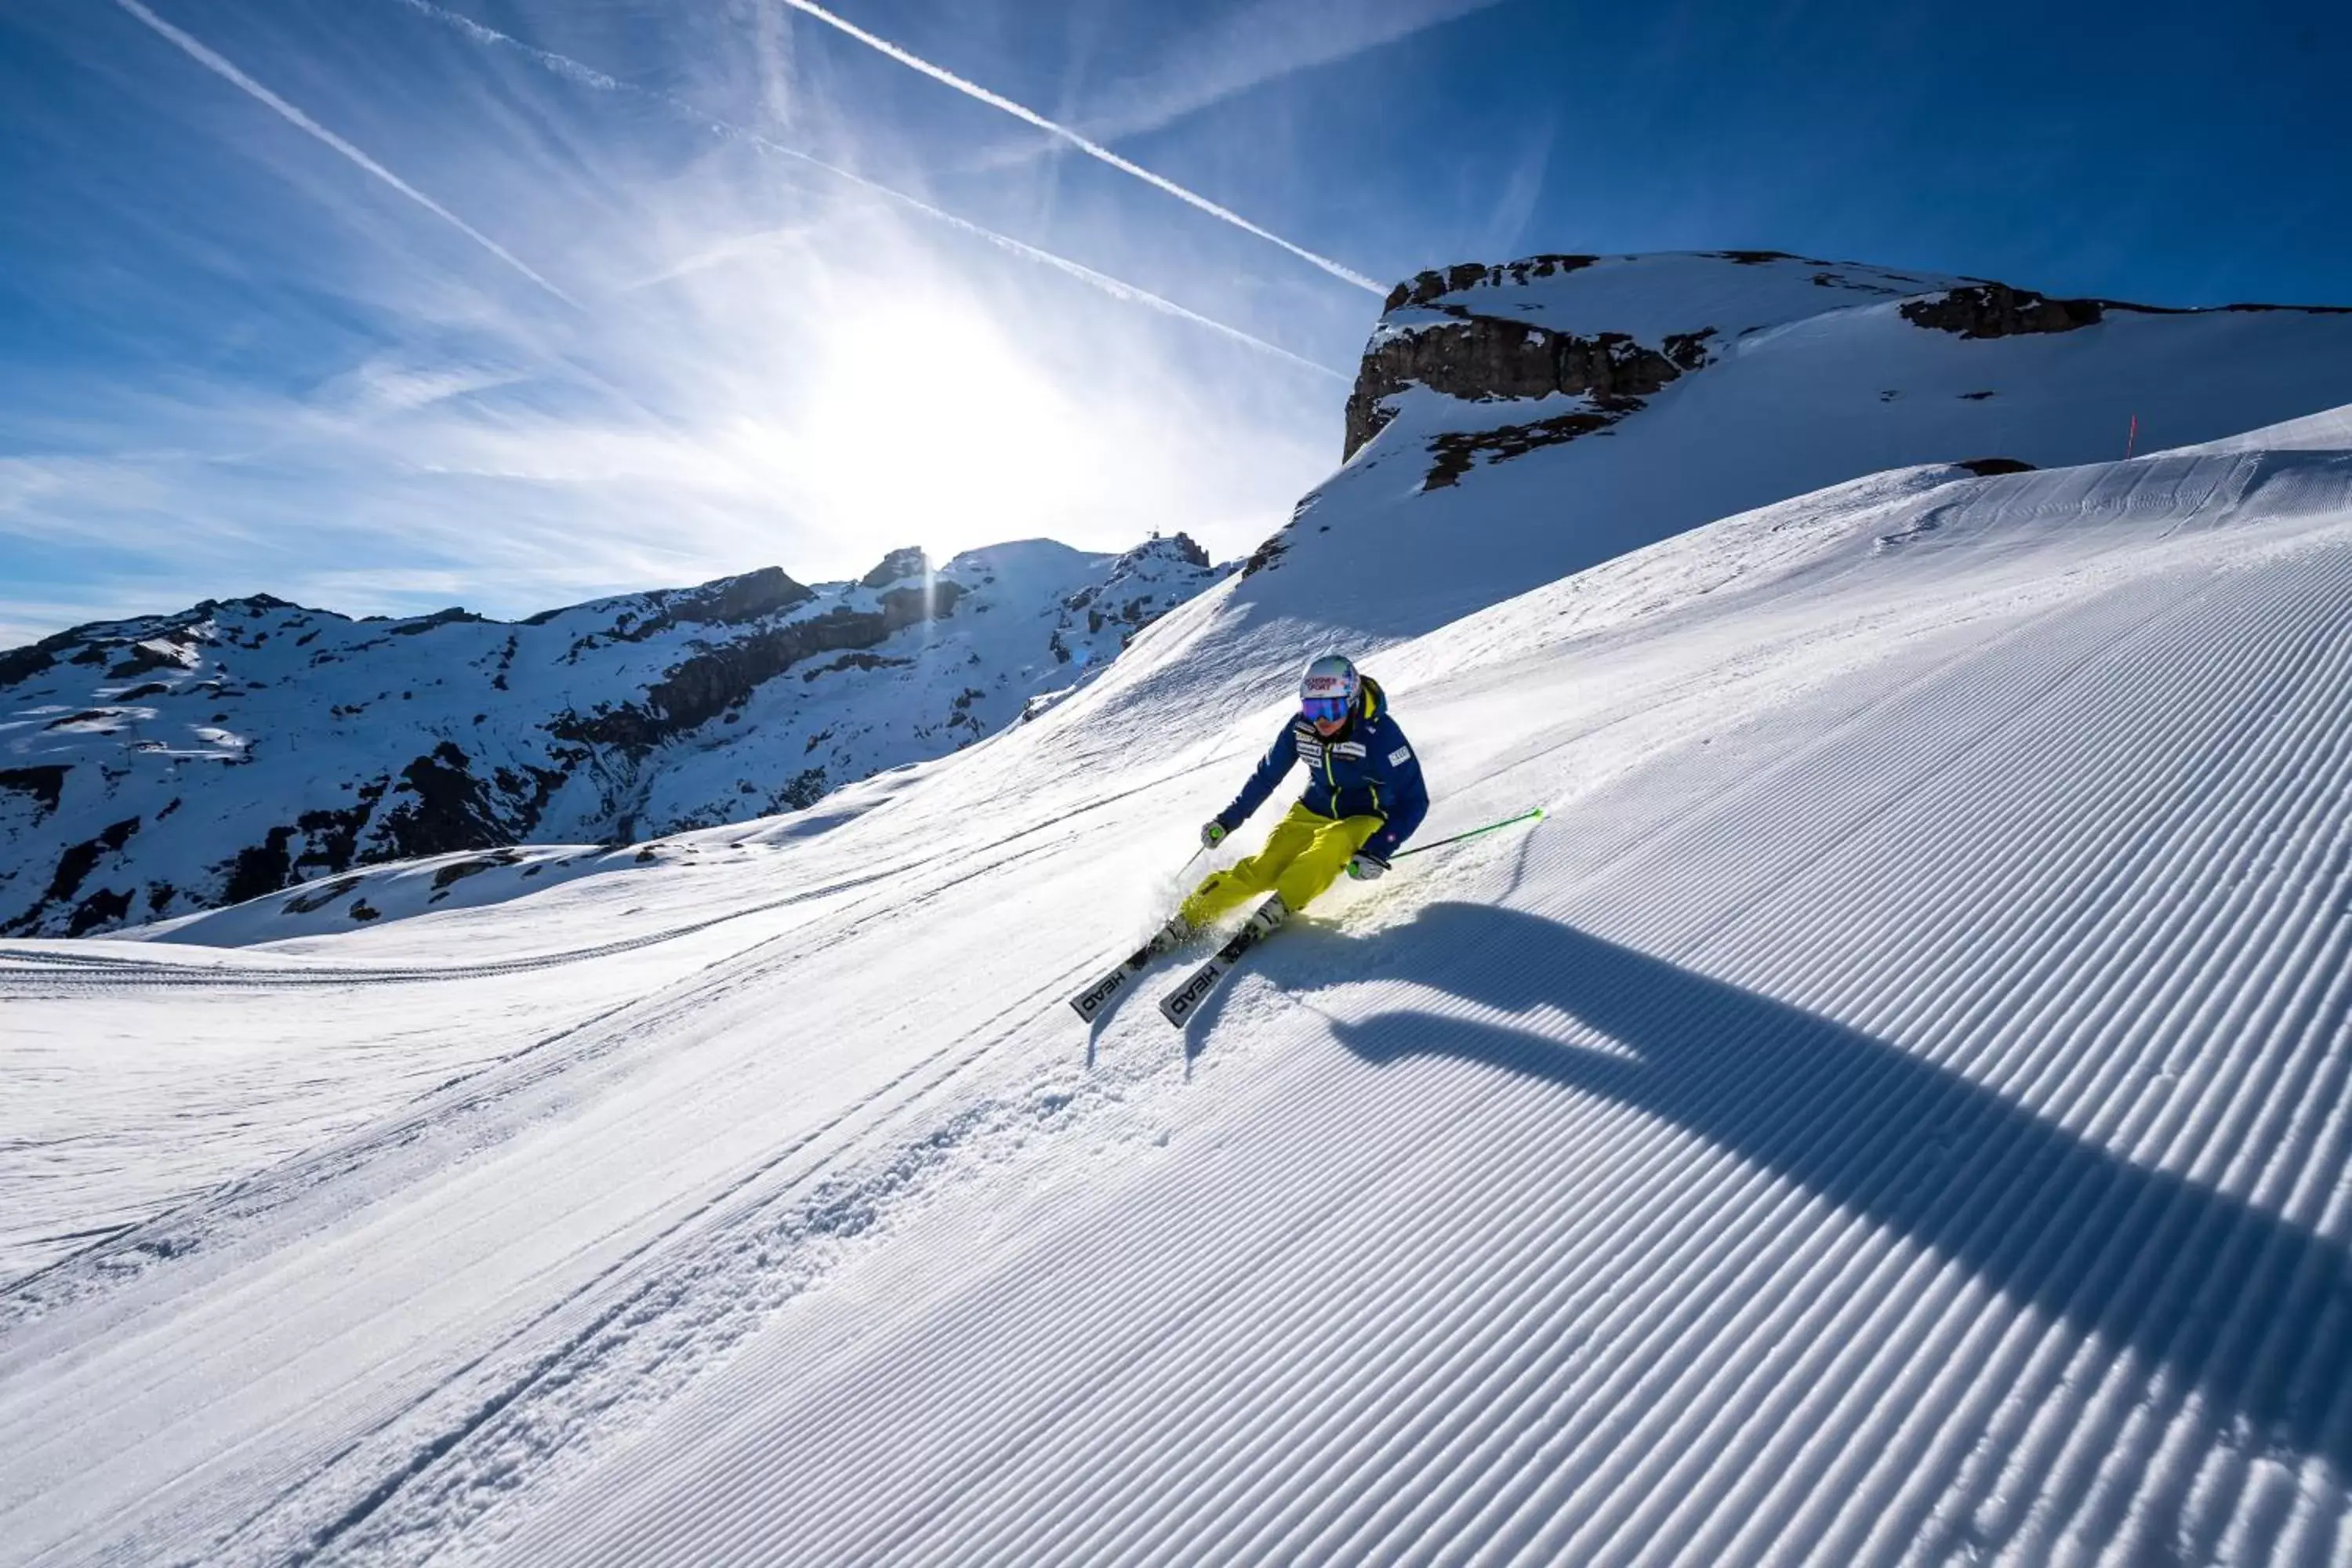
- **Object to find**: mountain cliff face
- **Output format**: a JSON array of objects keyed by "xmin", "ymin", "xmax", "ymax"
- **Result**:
[
  {"xmin": 1340, "ymin": 252, "xmax": 1970, "ymax": 459},
  {"xmin": 1211, "ymin": 251, "xmax": 2352, "ymax": 651},
  {"xmin": 0, "ymin": 535, "xmax": 1221, "ymax": 936},
  {"xmin": 1339, "ymin": 252, "xmax": 2352, "ymax": 468}
]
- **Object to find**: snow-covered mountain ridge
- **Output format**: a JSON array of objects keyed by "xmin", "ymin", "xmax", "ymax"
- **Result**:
[
  {"xmin": 1346, "ymin": 249, "xmax": 2352, "ymax": 460},
  {"xmin": 1149, "ymin": 249, "xmax": 2352, "ymax": 717},
  {"xmin": 0, "ymin": 535, "xmax": 1222, "ymax": 937}
]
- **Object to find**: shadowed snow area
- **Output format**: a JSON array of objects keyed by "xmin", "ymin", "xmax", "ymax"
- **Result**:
[{"xmin": 5, "ymin": 414, "xmax": 2352, "ymax": 1563}]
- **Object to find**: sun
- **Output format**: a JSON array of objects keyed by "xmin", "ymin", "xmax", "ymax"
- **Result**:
[{"xmin": 776, "ymin": 290, "xmax": 1115, "ymax": 557}]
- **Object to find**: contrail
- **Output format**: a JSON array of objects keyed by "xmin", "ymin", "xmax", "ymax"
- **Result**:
[
  {"xmin": 1071, "ymin": 0, "xmax": 1510, "ymax": 147},
  {"xmin": 391, "ymin": 0, "xmax": 1348, "ymax": 380},
  {"xmin": 111, "ymin": 0, "xmax": 575, "ymax": 306},
  {"xmin": 772, "ymin": 0, "xmax": 1386, "ymax": 296}
]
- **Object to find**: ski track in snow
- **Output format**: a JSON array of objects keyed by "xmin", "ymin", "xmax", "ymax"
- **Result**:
[{"xmin": 5, "ymin": 437, "xmax": 2352, "ymax": 1564}]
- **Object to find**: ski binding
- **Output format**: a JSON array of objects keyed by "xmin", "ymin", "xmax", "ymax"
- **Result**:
[{"xmin": 1158, "ymin": 896, "xmax": 1287, "ymax": 1028}]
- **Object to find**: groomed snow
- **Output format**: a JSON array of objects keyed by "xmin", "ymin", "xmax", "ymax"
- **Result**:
[{"xmin": 5, "ymin": 408, "xmax": 2351, "ymax": 1564}]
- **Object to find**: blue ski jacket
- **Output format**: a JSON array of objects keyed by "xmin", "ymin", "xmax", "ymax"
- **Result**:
[{"xmin": 1216, "ymin": 677, "xmax": 1430, "ymax": 861}]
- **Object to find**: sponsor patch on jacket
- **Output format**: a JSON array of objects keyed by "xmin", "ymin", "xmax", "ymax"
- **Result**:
[
  {"xmin": 1332, "ymin": 742, "xmax": 1367, "ymax": 759},
  {"xmin": 1390, "ymin": 746, "xmax": 1413, "ymax": 765}
]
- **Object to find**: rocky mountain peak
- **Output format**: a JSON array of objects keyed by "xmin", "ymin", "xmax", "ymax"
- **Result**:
[
  {"xmin": 1112, "ymin": 532, "xmax": 1212, "ymax": 572},
  {"xmin": 1224, "ymin": 249, "xmax": 2352, "ymax": 629},
  {"xmin": 1338, "ymin": 251, "xmax": 2352, "ymax": 476},
  {"xmin": 652, "ymin": 566, "xmax": 815, "ymax": 626},
  {"xmin": 1344, "ymin": 250, "xmax": 1972, "ymax": 460},
  {"xmin": 859, "ymin": 547, "xmax": 930, "ymax": 590}
]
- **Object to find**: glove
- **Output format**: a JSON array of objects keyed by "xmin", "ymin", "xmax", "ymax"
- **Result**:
[
  {"xmin": 1346, "ymin": 851, "xmax": 1390, "ymax": 882},
  {"xmin": 1200, "ymin": 820, "xmax": 1228, "ymax": 850}
]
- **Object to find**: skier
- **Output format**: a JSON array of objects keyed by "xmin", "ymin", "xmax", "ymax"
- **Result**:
[
  {"xmin": 1180, "ymin": 653, "xmax": 1428, "ymax": 934},
  {"xmin": 1067, "ymin": 654, "xmax": 1430, "ymax": 1026}
]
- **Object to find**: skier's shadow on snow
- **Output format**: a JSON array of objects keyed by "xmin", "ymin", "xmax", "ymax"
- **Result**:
[{"xmin": 1312, "ymin": 901, "xmax": 2352, "ymax": 1476}]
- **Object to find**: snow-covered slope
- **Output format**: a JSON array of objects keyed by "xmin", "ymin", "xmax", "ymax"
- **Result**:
[
  {"xmin": 5, "ymin": 403, "xmax": 2350, "ymax": 1564},
  {"xmin": 0, "ymin": 535, "xmax": 1221, "ymax": 937}
]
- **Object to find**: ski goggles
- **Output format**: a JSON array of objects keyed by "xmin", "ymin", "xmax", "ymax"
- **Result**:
[{"xmin": 1301, "ymin": 695, "xmax": 1352, "ymax": 724}]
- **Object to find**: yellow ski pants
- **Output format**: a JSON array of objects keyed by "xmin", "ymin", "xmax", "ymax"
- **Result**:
[{"xmin": 1181, "ymin": 801, "xmax": 1384, "ymax": 928}]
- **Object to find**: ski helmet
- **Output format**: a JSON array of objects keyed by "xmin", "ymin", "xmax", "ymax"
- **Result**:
[{"xmin": 1299, "ymin": 654, "xmax": 1359, "ymax": 724}]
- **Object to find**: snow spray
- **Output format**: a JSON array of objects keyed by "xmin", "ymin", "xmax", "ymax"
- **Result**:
[{"xmin": 1134, "ymin": 841, "xmax": 1215, "ymax": 944}]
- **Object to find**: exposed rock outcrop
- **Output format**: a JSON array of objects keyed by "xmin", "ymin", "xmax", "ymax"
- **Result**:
[
  {"xmin": 1423, "ymin": 409, "xmax": 1626, "ymax": 489},
  {"xmin": 2, "ymin": 815, "xmax": 141, "ymax": 937},
  {"xmin": 217, "ymin": 826, "xmax": 296, "ymax": 909},
  {"xmin": 1240, "ymin": 495, "xmax": 1321, "ymax": 579},
  {"xmin": 801, "ymin": 652, "xmax": 913, "ymax": 684},
  {"xmin": 0, "ymin": 628, "xmax": 85, "ymax": 688},
  {"xmin": 388, "ymin": 608, "xmax": 490, "ymax": 637},
  {"xmin": 1056, "ymin": 534, "xmax": 1216, "ymax": 641},
  {"xmin": 1345, "ymin": 318, "xmax": 1703, "ymax": 461},
  {"xmin": 1897, "ymin": 282, "xmax": 2352, "ymax": 341},
  {"xmin": 0, "ymin": 765, "xmax": 70, "ymax": 815},
  {"xmin": 550, "ymin": 582, "xmax": 960, "ymax": 753},
  {"xmin": 1900, "ymin": 285, "xmax": 2105, "ymax": 339},
  {"xmin": 859, "ymin": 548, "xmax": 930, "ymax": 590},
  {"xmin": 659, "ymin": 566, "xmax": 814, "ymax": 626},
  {"xmin": 374, "ymin": 742, "xmax": 514, "ymax": 861},
  {"xmin": 1382, "ymin": 255, "xmax": 1599, "ymax": 312}
]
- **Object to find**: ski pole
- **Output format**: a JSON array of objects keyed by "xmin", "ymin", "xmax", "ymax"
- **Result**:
[{"xmin": 1394, "ymin": 807, "xmax": 1545, "ymax": 858}]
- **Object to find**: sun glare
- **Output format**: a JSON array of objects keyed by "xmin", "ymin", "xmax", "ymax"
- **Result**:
[{"xmin": 777, "ymin": 290, "xmax": 1155, "ymax": 561}]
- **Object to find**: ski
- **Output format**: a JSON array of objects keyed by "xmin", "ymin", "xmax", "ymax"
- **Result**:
[
  {"xmin": 1158, "ymin": 895, "xmax": 1287, "ymax": 1028},
  {"xmin": 1069, "ymin": 916, "xmax": 1189, "ymax": 1023}
]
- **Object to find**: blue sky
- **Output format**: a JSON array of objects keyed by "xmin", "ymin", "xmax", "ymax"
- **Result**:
[{"xmin": 2, "ymin": 0, "xmax": 2346, "ymax": 644}]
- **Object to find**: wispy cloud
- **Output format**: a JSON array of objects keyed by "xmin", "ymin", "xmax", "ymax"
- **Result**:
[
  {"xmin": 1073, "ymin": 0, "xmax": 1511, "ymax": 144},
  {"xmin": 310, "ymin": 356, "xmax": 528, "ymax": 421},
  {"xmin": 772, "ymin": 0, "xmax": 1387, "ymax": 295},
  {"xmin": 109, "ymin": 0, "xmax": 575, "ymax": 306},
  {"xmin": 1480, "ymin": 116, "xmax": 1555, "ymax": 258},
  {"xmin": 6, "ymin": 0, "xmax": 1355, "ymax": 644},
  {"xmin": 390, "ymin": 0, "xmax": 1344, "ymax": 378}
]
